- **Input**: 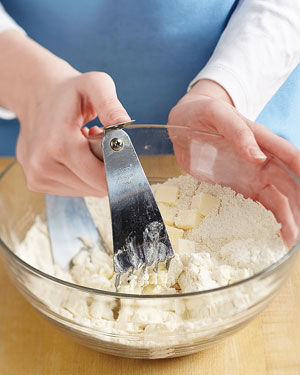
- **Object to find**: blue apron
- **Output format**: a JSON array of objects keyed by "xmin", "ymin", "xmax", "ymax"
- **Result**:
[{"xmin": 1, "ymin": 0, "xmax": 300, "ymax": 155}]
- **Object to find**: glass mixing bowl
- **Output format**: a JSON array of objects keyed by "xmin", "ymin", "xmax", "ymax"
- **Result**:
[{"xmin": 0, "ymin": 125, "xmax": 299, "ymax": 359}]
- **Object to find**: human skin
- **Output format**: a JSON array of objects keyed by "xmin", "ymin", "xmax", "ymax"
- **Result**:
[
  {"xmin": 0, "ymin": 31, "xmax": 299, "ymax": 244},
  {"xmin": 169, "ymin": 79, "xmax": 300, "ymax": 173},
  {"xmin": 168, "ymin": 80, "xmax": 300, "ymax": 245},
  {"xmin": 0, "ymin": 31, "xmax": 130, "ymax": 196}
]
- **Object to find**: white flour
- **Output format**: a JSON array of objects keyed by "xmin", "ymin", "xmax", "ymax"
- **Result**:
[{"xmin": 15, "ymin": 175, "xmax": 287, "ymax": 347}]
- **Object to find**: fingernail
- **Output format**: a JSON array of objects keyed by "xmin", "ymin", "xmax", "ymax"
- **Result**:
[{"xmin": 248, "ymin": 147, "xmax": 267, "ymax": 160}]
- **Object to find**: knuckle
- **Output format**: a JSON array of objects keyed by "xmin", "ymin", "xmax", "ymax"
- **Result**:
[
  {"xmin": 234, "ymin": 126, "xmax": 251, "ymax": 140},
  {"xmin": 199, "ymin": 98, "xmax": 221, "ymax": 121},
  {"xmin": 81, "ymin": 72, "xmax": 98, "ymax": 89},
  {"xmin": 26, "ymin": 171, "xmax": 42, "ymax": 191},
  {"xmin": 292, "ymin": 148, "xmax": 300, "ymax": 162},
  {"xmin": 27, "ymin": 169, "xmax": 41, "ymax": 187},
  {"xmin": 97, "ymin": 71, "xmax": 113, "ymax": 82},
  {"xmin": 290, "ymin": 149, "xmax": 300, "ymax": 169},
  {"xmin": 168, "ymin": 107, "xmax": 177, "ymax": 124},
  {"xmin": 83, "ymin": 71, "xmax": 114, "ymax": 88},
  {"xmin": 29, "ymin": 158, "xmax": 41, "ymax": 176},
  {"xmin": 46, "ymin": 141, "xmax": 65, "ymax": 160},
  {"xmin": 203, "ymin": 98, "xmax": 218, "ymax": 114},
  {"xmin": 25, "ymin": 155, "xmax": 46, "ymax": 191},
  {"xmin": 26, "ymin": 181, "xmax": 40, "ymax": 193}
]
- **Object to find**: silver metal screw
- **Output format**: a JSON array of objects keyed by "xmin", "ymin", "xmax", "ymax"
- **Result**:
[{"xmin": 110, "ymin": 138, "xmax": 124, "ymax": 151}]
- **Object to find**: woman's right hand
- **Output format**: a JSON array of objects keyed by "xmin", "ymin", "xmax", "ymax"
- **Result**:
[
  {"xmin": 0, "ymin": 31, "xmax": 130, "ymax": 197},
  {"xmin": 17, "ymin": 70, "xmax": 130, "ymax": 197}
]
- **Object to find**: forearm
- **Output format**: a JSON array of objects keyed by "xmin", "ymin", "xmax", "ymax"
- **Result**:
[
  {"xmin": 190, "ymin": 0, "xmax": 300, "ymax": 120},
  {"xmin": 0, "ymin": 30, "xmax": 78, "ymax": 119}
]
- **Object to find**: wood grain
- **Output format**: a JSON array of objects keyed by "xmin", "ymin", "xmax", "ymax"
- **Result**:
[{"xmin": 0, "ymin": 157, "xmax": 299, "ymax": 375}]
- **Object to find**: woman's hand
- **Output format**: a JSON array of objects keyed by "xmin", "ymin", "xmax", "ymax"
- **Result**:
[
  {"xmin": 0, "ymin": 31, "xmax": 130, "ymax": 197},
  {"xmin": 0, "ymin": 31, "xmax": 130, "ymax": 196},
  {"xmin": 17, "ymin": 71, "xmax": 130, "ymax": 197},
  {"xmin": 168, "ymin": 79, "xmax": 300, "ymax": 246}
]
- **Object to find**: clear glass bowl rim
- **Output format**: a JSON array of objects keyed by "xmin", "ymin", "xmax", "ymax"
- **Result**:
[{"xmin": 0, "ymin": 124, "xmax": 299, "ymax": 299}]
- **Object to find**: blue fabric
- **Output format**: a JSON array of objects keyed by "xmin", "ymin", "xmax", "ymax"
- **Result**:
[
  {"xmin": 1, "ymin": 0, "xmax": 299, "ymax": 156},
  {"xmin": 257, "ymin": 64, "xmax": 300, "ymax": 146}
]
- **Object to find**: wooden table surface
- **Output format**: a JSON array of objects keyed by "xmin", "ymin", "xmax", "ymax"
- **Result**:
[{"xmin": 0, "ymin": 157, "xmax": 300, "ymax": 375}]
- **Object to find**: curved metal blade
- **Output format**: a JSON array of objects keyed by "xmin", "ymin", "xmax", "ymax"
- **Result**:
[
  {"xmin": 45, "ymin": 195, "xmax": 102, "ymax": 269},
  {"xmin": 102, "ymin": 128, "xmax": 174, "ymax": 275}
]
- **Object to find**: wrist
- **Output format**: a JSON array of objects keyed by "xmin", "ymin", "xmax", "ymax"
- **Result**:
[
  {"xmin": 20, "ymin": 59, "xmax": 79, "ymax": 123},
  {"xmin": 185, "ymin": 79, "xmax": 234, "ymax": 106},
  {"xmin": 0, "ymin": 31, "xmax": 79, "ymax": 121}
]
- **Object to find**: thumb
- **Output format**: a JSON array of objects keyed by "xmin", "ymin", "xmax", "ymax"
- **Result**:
[{"xmin": 78, "ymin": 71, "xmax": 130, "ymax": 126}]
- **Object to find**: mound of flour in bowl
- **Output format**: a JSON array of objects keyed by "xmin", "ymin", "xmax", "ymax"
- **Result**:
[
  {"xmin": 70, "ymin": 174, "xmax": 285, "ymax": 294},
  {"xmin": 14, "ymin": 174, "xmax": 287, "ymax": 345},
  {"xmin": 16, "ymin": 174, "xmax": 286, "ymax": 294}
]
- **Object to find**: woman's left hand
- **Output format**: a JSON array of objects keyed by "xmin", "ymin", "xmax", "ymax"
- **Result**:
[{"xmin": 168, "ymin": 79, "xmax": 300, "ymax": 246}]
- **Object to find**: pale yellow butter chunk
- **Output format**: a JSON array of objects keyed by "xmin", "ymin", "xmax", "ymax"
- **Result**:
[
  {"xmin": 142, "ymin": 284, "xmax": 168, "ymax": 295},
  {"xmin": 175, "ymin": 209, "xmax": 203, "ymax": 230},
  {"xmin": 178, "ymin": 238, "xmax": 196, "ymax": 255},
  {"xmin": 166, "ymin": 225, "xmax": 184, "ymax": 252},
  {"xmin": 158, "ymin": 203, "xmax": 175, "ymax": 226},
  {"xmin": 191, "ymin": 192, "xmax": 220, "ymax": 216},
  {"xmin": 155, "ymin": 185, "xmax": 179, "ymax": 206}
]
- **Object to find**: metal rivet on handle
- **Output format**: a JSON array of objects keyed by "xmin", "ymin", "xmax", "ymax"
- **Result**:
[{"xmin": 110, "ymin": 138, "xmax": 124, "ymax": 151}]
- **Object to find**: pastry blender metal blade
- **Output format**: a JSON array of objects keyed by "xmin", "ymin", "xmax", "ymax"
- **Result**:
[
  {"xmin": 46, "ymin": 120, "xmax": 174, "ymax": 282},
  {"xmin": 89, "ymin": 122, "xmax": 175, "ymax": 285}
]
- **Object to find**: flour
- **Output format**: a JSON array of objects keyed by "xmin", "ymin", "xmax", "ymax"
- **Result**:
[{"xmin": 14, "ymin": 174, "xmax": 287, "ymax": 348}]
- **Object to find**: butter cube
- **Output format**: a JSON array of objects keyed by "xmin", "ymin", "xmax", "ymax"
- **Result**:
[
  {"xmin": 142, "ymin": 285, "xmax": 157, "ymax": 294},
  {"xmin": 175, "ymin": 209, "xmax": 203, "ymax": 230},
  {"xmin": 166, "ymin": 225, "xmax": 184, "ymax": 252},
  {"xmin": 191, "ymin": 192, "xmax": 220, "ymax": 216},
  {"xmin": 178, "ymin": 238, "xmax": 196, "ymax": 255},
  {"xmin": 143, "ymin": 284, "xmax": 170, "ymax": 295},
  {"xmin": 142, "ymin": 284, "xmax": 168, "ymax": 295},
  {"xmin": 158, "ymin": 203, "xmax": 175, "ymax": 226},
  {"xmin": 89, "ymin": 301, "xmax": 114, "ymax": 320},
  {"xmin": 155, "ymin": 185, "xmax": 179, "ymax": 206},
  {"xmin": 148, "ymin": 270, "xmax": 168, "ymax": 287}
]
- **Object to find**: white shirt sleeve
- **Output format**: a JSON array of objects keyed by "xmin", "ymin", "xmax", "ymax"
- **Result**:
[
  {"xmin": 189, "ymin": 0, "xmax": 300, "ymax": 121},
  {"xmin": 0, "ymin": 2, "xmax": 26, "ymax": 119}
]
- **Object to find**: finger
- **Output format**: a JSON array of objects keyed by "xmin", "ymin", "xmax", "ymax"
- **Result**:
[
  {"xmin": 26, "ymin": 161, "xmax": 106, "ymax": 197},
  {"xmin": 172, "ymin": 142, "xmax": 190, "ymax": 175},
  {"xmin": 78, "ymin": 72, "xmax": 130, "ymax": 126},
  {"xmin": 260, "ymin": 158, "xmax": 300, "ymax": 208},
  {"xmin": 208, "ymin": 103, "xmax": 267, "ymax": 163},
  {"xmin": 30, "ymin": 180, "xmax": 102, "ymax": 197},
  {"xmin": 89, "ymin": 125, "xmax": 103, "ymax": 136},
  {"xmin": 257, "ymin": 158, "xmax": 300, "ymax": 231},
  {"xmin": 246, "ymin": 119, "xmax": 300, "ymax": 177},
  {"xmin": 81, "ymin": 126, "xmax": 89, "ymax": 137},
  {"xmin": 51, "ymin": 163, "xmax": 107, "ymax": 196},
  {"xmin": 61, "ymin": 131, "xmax": 107, "ymax": 193},
  {"xmin": 257, "ymin": 184, "xmax": 299, "ymax": 247}
]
